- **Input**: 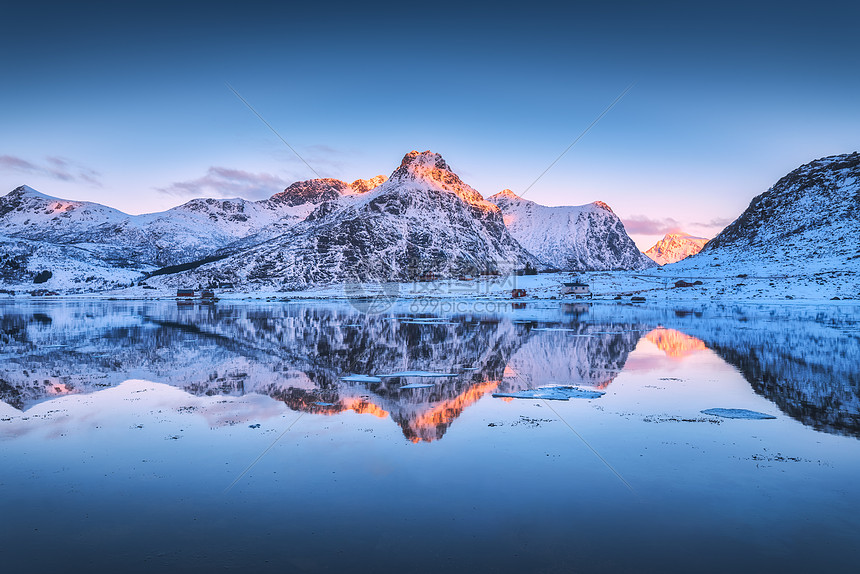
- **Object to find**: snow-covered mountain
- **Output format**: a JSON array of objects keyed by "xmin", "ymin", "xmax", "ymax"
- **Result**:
[
  {"xmin": 667, "ymin": 153, "xmax": 860, "ymax": 285},
  {"xmin": 0, "ymin": 186, "xmax": 274, "ymax": 268},
  {"xmin": 0, "ymin": 176, "xmax": 389, "ymax": 291},
  {"xmin": 486, "ymin": 189, "xmax": 654, "ymax": 271},
  {"xmin": 644, "ymin": 232, "xmax": 709, "ymax": 265},
  {"xmin": 156, "ymin": 151, "xmax": 536, "ymax": 290}
]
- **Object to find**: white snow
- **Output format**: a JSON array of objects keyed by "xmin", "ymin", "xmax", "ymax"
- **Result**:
[
  {"xmin": 701, "ymin": 408, "xmax": 776, "ymax": 420},
  {"xmin": 487, "ymin": 189, "xmax": 654, "ymax": 271},
  {"xmin": 376, "ymin": 371, "xmax": 457, "ymax": 378},
  {"xmin": 340, "ymin": 375, "xmax": 383, "ymax": 383},
  {"xmin": 492, "ymin": 385, "xmax": 606, "ymax": 401}
]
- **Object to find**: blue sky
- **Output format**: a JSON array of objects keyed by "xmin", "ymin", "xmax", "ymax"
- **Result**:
[{"xmin": 2, "ymin": 0, "xmax": 858, "ymax": 249}]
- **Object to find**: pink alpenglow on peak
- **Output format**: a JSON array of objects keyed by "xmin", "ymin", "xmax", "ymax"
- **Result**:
[
  {"xmin": 386, "ymin": 150, "xmax": 491, "ymax": 208},
  {"xmin": 644, "ymin": 232, "xmax": 710, "ymax": 265},
  {"xmin": 349, "ymin": 175, "xmax": 387, "ymax": 194}
]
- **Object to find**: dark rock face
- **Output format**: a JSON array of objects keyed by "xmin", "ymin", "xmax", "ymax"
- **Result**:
[{"xmin": 266, "ymin": 178, "xmax": 349, "ymax": 207}]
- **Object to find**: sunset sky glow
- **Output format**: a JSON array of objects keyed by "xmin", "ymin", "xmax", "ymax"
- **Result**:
[{"xmin": 2, "ymin": 0, "xmax": 858, "ymax": 249}]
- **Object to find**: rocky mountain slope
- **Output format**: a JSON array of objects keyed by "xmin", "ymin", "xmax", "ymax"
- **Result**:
[
  {"xmin": 644, "ymin": 232, "xmax": 709, "ymax": 265},
  {"xmin": 673, "ymin": 152, "xmax": 860, "ymax": 275},
  {"xmin": 487, "ymin": 189, "xmax": 654, "ymax": 271},
  {"xmin": 155, "ymin": 151, "xmax": 536, "ymax": 290}
]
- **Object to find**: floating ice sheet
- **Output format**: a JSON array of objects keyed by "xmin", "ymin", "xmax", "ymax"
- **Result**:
[
  {"xmin": 701, "ymin": 408, "xmax": 776, "ymax": 419},
  {"xmin": 340, "ymin": 374, "xmax": 383, "ymax": 383},
  {"xmin": 376, "ymin": 371, "xmax": 456, "ymax": 378},
  {"xmin": 493, "ymin": 385, "xmax": 605, "ymax": 401},
  {"xmin": 399, "ymin": 383, "xmax": 436, "ymax": 389}
]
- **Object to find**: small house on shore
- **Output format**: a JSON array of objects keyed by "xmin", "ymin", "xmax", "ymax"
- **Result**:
[{"xmin": 563, "ymin": 279, "xmax": 591, "ymax": 299}]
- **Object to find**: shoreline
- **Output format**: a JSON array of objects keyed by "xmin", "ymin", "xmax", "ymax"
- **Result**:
[{"xmin": 2, "ymin": 269, "xmax": 858, "ymax": 304}]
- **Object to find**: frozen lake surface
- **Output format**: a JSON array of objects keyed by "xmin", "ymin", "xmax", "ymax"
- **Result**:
[{"xmin": 1, "ymin": 299, "xmax": 859, "ymax": 573}]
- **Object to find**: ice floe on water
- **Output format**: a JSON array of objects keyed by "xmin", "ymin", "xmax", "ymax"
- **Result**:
[
  {"xmin": 376, "ymin": 371, "xmax": 457, "ymax": 378},
  {"xmin": 340, "ymin": 374, "xmax": 383, "ymax": 383},
  {"xmin": 493, "ymin": 385, "xmax": 606, "ymax": 401},
  {"xmin": 399, "ymin": 383, "xmax": 436, "ymax": 389},
  {"xmin": 701, "ymin": 408, "xmax": 776, "ymax": 419}
]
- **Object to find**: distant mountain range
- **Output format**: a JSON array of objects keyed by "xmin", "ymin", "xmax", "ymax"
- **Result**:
[{"xmin": 644, "ymin": 232, "xmax": 709, "ymax": 265}]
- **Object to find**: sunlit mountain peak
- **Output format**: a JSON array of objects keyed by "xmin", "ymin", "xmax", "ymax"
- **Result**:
[{"xmin": 386, "ymin": 150, "xmax": 491, "ymax": 208}]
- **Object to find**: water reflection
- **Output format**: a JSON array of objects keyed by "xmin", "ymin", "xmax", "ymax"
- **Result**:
[{"xmin": 1, "ymin": 301, "xmax": 858, "ymax": 439}]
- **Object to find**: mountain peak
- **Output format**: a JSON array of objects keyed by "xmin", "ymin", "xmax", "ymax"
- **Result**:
[
  {"xmin": 267, "ymin": 178, "xmax": 349, "ymax": 207},
  {"xmin": 396, "ymin": 150, "xmax": 450, "ymax": 172},
  {"xmin": 492, "ymin": 189, "xmax": 523, "ymax": 201},
  {"xmin": 592, "ymin": 201, "xmax": 613, "ymax": 213},
  {"xmin": 645, "ymin": 231, "xmax": 709, "ymax": 265},
  {"xmin": 385, "ymin": 150, "xmax": 487, "ymax": 206},
  {"xmin": 8, "ymin": 185, "xmax": 51, "ymax": 199},
  {"xmin": 348, "ymin": 175, "xmax": 387, "ymax": 194},
  {"xmin": 488, "ymin": 194, "xmax": 655, "ymax": 271}
]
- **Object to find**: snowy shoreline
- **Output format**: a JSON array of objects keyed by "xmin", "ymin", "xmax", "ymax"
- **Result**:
[{"xmin": 1, "ymin": 269, "xmax": 856, "ymax": 304}]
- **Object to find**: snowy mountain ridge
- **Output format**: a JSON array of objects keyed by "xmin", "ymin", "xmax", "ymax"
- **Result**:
[
  {"xmin": 645, "ymin": 232, "xmax": 709, "ymax": 265},
  {"xmin": 670, "ymin": 152, "xmax": 860, "ymax": 276},
  {"xmin": 0, "ymin": 174, "xmax": 391, "ymax": 290},
  {"xmin": 152, "ymin": 151, "xmax": 536, "ymax": 290},
  {"xmin": 487, "ymin": 189, "xmax": 654, "ymax": 271}
]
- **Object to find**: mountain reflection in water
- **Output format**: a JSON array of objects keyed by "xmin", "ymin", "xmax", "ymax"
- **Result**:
[{"xmin": 0, "ymin": 300, "xmax": 858, "ymax": 440}]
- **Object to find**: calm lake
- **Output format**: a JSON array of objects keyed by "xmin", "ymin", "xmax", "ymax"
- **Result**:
[{"xmin": 1, "ymin": 299, "xmax": 859, "ymax": 573}]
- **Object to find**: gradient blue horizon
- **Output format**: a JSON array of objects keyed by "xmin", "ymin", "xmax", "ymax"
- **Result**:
[{"xmin": 2, "ymin": 0, "xmax": 858, "ymax": 249}]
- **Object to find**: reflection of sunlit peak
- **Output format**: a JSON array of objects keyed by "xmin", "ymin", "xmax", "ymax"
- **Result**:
[
  {"xmin": 503, "ymin": 366, "xmax": 518, "ymax": 378},
  {"xmin": 340, "ymin": 398, "xmax": 388, "ymax": 419},
  {"xmin": 46, "ymin": 383, "xmax": 77, "ymax": 396},
  {"xmin": 403, "ymin": 381, "xmax": 499, "ymax": 443},
  {"xmin": 645, "ymin": 328, "xmax": 708, "ymax": 359}
]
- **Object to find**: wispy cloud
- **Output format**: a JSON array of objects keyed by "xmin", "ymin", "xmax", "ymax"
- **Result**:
[
  {"xmin": 622, "ymin": 214, "xmax": 733, "ymax": 238},
  {"xmin": 692, "ymin": 217, "xmax": 734, "ymax": 229},
  {"xmin": 621, "ymin": 215, "xmax": 684, "ymax": 235},
  {"xmin": 0, "ymin": 154, "xmax": 102, "ymax": 186},
  {"xmin": 158, "ymin": 167, "xmax": 289, "ymax": 200}
]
